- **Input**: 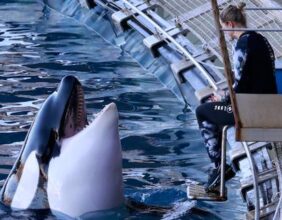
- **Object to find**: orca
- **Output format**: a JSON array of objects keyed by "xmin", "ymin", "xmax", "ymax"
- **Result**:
[
  {"xmin": 0, "ymin": 75, "xmax": 124, "ymax": 217},
  {"xmin": 47, "ymin": 102, "xmax": 123, "ymax": 217}
]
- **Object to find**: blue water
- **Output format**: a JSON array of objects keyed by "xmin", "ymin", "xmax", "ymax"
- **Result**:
[{"xmin": 0, "ymin": 0, "xmax": 245, "ymax": 219}]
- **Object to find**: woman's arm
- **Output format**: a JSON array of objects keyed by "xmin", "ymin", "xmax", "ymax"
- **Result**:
[{"xmin": 232, "ymin": 34, "xmax": 249, "ymax": 92}]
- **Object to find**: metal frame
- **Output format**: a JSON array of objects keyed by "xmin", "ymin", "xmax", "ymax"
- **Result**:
[
  {"xmin": 220, "ymin": 125, "xmax": 228, "ymax": 198},
  {"xmin": 272, "ymin": 144, "xmax": 282, "ymax": 220},
  {"xmin": 273, "ymin": 190, "xmax": 282, "ymax": 219},
  {"xmin": 242, "ymin": 142, "xmax": 260, "ymax": 220}
]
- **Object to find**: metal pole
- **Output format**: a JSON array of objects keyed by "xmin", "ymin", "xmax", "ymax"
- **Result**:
[
  {"xmin": 273, "ymin": 145, "xmax": 282, "ymax": 220},
  {"xmin": 273, "ymin": 192, "xmax": 282, "ymax": 220},
  {"xmin": 245, "ymin": 7, "xmax": 282, "ymax": 10},
  {"xmin": 242, "ymin": 142, "xmax": 260, "ymax": 220},
  {"xmin": 122, "ymin": 0, "xmax": 218, "ymax": 91},
  {"xmin": 220, "ymin": 125, "xmax": 228, "ymax": 198},
  {"xmin": 222, "ymin": 28, "xmax": 282, "ymax": 32},
  {"xmin": 210, "ymin": 0, "xmax": 242, "ymax": 134}
]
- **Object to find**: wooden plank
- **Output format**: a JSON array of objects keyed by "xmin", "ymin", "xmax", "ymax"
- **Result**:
[
  {"xmin": 236, "ymin": 94, "xmax": 282, "ymax": 128},
  {"xmin": 187, "ymin": 182, "xmax": 227, "ymax": 201},
  {"xmin": 239, "ymin": 128, "xmax": 282, "ymax": 142}
]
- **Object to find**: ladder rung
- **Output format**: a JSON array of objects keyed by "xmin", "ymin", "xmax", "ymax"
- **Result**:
[
  {"xmin": 240, "ymin": 168, "xmax": 278, "ymax": 200},
  {"xmin": 230, "ymin": 142, "xmax": 270, "ymax": 170},
  {"xmin": 246, "ymin": 200, "xmax": 278, "ymax": 220}
]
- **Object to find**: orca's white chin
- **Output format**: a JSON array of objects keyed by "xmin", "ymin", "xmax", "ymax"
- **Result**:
[{"xmin": 47, "ymin": 102, "xmax": 124, "ymax": 218}]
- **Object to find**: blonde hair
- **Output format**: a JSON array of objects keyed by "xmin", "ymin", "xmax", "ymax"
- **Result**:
[{"xmin": 220, "ymin": 2, "xmax": 247, "ymax": 27}]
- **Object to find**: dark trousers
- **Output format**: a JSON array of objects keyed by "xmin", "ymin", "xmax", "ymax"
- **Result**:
[{"xmin": 195, "ymin": 101, "xmax": 235, "ymax": 167}]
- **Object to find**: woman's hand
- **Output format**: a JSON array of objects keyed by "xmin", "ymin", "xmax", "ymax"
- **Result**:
[
  {"xmin": 209, "ymin": 94, "xmax": 221, "ymax": 102},
  {"xmin": 209, "ymin": 90, "xmax": 226, "ymax": 102}
]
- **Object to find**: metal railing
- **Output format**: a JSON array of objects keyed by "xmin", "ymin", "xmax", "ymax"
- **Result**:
[
  {"xmin": 222, "ymin": 28, "xmax": 282, "ymax": 32},
  {"xmin": 121, "ymin": 0, "xmax": 219, "ymax": 91},
  {"xmin": 222, "ymin": 5, "xmax": 282, "ymax": 32}
]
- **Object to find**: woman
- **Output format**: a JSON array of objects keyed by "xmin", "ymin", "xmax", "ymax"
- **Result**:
[{"xmin": 196, "ymin": 2, "xmax": 277, "ymax": 192}]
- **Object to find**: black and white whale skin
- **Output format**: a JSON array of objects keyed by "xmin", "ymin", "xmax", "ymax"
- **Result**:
[{"xmin": 0, "ymin": 75, "xmax": 124, "ymax": 217}]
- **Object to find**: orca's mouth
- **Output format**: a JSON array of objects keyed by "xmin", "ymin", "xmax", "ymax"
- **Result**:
[{"xmin": 59, "ymin": 83, "xmax": 88, "ymax": 138}]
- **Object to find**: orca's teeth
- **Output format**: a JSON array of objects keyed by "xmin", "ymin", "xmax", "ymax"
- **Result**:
[
  {"xmin": 61, "ymin": 83, "xmax": 88, "ymax": 138},
  {"xmin": 74, "ymin": 84, "xmax": 87, "ymax": 132}
]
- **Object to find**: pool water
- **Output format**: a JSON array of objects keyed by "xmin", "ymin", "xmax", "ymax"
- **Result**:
[{"xmin": 0, "ymin": 0, "xmax": 245, "ymax": 219}]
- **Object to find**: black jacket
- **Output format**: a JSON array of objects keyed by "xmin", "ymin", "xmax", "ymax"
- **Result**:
[{"xmin": 232, "ymin": 31, "xmax": 277, "ymax": 94}]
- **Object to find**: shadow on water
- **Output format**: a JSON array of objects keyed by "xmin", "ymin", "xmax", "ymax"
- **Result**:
[{"xmin": 0, "ymin": 0, "xmax": 246, "ymax": 219}]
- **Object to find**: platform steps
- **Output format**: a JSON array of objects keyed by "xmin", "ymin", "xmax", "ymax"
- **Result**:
[{"xmin": 187, "ymin": 182, "xmax": 227, "ymax": 201}]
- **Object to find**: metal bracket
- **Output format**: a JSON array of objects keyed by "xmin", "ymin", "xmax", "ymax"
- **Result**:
[
  {"xmin": 112, "ymin": 2, "xmax": 156, "ymax": 31},
  {"xmin": 143, "ymin": 27, "xmax": 188, "ymax": 57},
  {"xmin": 170, "ymin": 53, "xmax": 216, "ymax": 86}
]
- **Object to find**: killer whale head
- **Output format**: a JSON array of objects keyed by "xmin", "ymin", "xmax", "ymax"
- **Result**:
[
  {"xmin": 0, "ymin": 75, "xmax": 124, "ymax": 217},
  {"xmin": 47, "ymin": 101, "xmax": 123, "ymax": 217}
]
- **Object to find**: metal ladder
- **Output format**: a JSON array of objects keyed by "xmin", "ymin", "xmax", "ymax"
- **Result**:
[
  {"xmin": 232, "ymin": 141, "xmax": 280, "ymax": 220},
  {"xmin": 187, "ymin": 126, "xmax": 282, "ymax": 220}
]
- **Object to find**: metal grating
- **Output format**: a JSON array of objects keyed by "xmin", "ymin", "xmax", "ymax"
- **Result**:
[{"xmin": 152, "ymin": 0, "xmax": 282, "ymax": 61}]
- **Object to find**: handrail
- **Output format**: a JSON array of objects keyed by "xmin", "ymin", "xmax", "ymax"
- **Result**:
[
  {"xmin": 273, "ymin": 194, "xmax": 282, "ymax": 220},
  {"xmin": 121, "ymin": 0, "xmax": 219, "ymax": 90},
  {"xmin": 220, "ymin": 125, "xmax": 228, "ymax": 198}
]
